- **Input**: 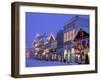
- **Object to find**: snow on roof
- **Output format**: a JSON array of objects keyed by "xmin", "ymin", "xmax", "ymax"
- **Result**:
[
  {"xmin": 64, "ymin": 16, "xmax": 89, "ymax": 33},
  {"xmin": 35, "ymin": 33, "xmax": 41, "ymax": 39},
  {"xmin": 47, "ymin": 34, "xmax": 56, "ymax": 41}
]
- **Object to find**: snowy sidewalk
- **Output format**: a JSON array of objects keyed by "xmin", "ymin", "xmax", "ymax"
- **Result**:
[{"xmin": 26, "ymin": 58, "xmax": 78, "ymax": 67}]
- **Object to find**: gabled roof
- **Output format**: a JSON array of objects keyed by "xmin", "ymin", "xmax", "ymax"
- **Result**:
[
  {"xmin": 74, "ymin": 28, "xmax": 89, "ymax": 41},
  {"xmin": 47, "ymin": 34, "xmax": 56, "ymax": 41},
  {"xmin": 64, "ymin": 28, "xmax": 89, "ymax": 44},
  {"xmin": 64, "ymin": 16, "xmax": 89, "ymax": 33}
]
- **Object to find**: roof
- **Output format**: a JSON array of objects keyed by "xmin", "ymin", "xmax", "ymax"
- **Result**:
[
  {"xmin": 64, "ymin": 28, "xmax": 89, "ymax": 44},
  {"xmin": 64, "ymin": 16, "xmax": 89, "ymax": 33},
  {"xmin": 47, "ymin": 34, "xmax": 56, "ymax": 41},
  {"xmin": 74, "ymin": 28, "xmax": 89, "ymax": 41}
]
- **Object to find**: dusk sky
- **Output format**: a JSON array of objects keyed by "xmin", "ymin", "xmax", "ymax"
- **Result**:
[{"xmin": 26, "ymin": 12, "xmax": 89, "ymax": 47}]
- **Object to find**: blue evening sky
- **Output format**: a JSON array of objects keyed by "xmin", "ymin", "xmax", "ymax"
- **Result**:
[{"xmin": 26, "ymin": 12, "xmax": 89, "ymax": 47}]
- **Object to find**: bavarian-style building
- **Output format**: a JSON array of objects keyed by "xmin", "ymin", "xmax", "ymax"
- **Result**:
[{"xmin": 63, "ymin": 16, "xmax": 89, "ymax": 64}]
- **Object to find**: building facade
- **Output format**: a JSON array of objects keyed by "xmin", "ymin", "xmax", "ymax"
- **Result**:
[
  {"xmin": 63, "ymin": 16, "xmax": 89, "ymax": 64},
  {"xmin": 31, "ymin": 16, "xmax": 89, "ymax": 64},
  {"xmin": 33, "ymin": 34, "xmax": 58, "ymax": 60}
]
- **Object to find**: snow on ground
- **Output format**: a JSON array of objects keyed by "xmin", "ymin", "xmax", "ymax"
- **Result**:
[{"xmin": 26, "ymin": 58, "xmax": 78, "ymax": 67}]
